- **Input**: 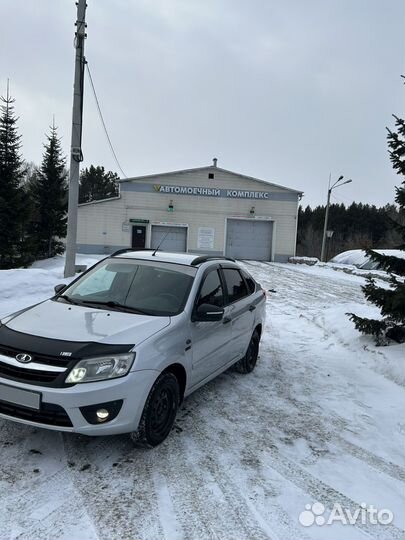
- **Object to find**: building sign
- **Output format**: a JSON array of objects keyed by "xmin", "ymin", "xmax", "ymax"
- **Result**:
[
  {"xmin": 197, "ymin": 227, "xmax": 215, "ymax": 249},
  {"xmin": 129, "ymin": 218, "xmax": 150, "ymax": 223},
  {"xmin": 153, "ymin": 184, "xmax": 270, "ymax": 199},
  {"xmin": 121, "ymin": 182, "xmax": 299, "ymax": 201}
]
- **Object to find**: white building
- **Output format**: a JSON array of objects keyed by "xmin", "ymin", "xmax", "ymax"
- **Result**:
[{"xmin": 77, "ymin": 162, "xmax": 303, "ymax": 261}]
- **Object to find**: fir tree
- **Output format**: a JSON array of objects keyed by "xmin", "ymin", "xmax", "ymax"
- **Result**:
[
  {"xmin": 79, "ymin": 165, "xmax": 119, "ymax": 203},
  {"xmin": 0, "ymin": 87, "xmax": 31, "ymax": 268},
  {"xmin": 28, "ymin": 123, "xmax": 68, "ymax": 258},
  {"xmin": 348, "ymin": 114, "xmax": 405, "ymax": 344}
]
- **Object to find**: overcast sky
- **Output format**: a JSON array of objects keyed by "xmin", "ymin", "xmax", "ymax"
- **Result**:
[{"xmin": 1, "ymin": 0, "xmax": 404, "ymax": 207}]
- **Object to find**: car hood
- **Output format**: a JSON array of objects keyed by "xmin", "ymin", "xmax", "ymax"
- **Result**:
[{"xmin": 4, "ymin": 299, "xmax": 170, "ymax": 345}]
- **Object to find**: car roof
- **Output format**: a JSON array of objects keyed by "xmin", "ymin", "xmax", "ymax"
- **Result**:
[{"xmin": 111, "ymin": 250, "xmax": 236, "ymax": 267}]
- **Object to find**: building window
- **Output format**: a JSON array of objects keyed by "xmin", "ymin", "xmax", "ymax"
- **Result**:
[{"xmin": 208, "ymin": 172, "xmax": 214, "ymax": 179}]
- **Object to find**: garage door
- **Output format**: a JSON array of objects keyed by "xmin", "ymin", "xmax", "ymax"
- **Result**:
[
  {"xmin": 151, "ymin": 225, "xmax": 187, "ymax": 252},
  {"xmin": 226, "ymin": 219, "xmax": 273, "ymax": 260}
]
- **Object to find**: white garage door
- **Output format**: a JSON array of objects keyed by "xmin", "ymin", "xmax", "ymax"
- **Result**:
[
  {"xmin": 226, "ymin": 219, "xmax": 273, "ymax": 260},
  {"xmin": 151, "ymin": 225, "xmax": 187, "ymax": 252}
]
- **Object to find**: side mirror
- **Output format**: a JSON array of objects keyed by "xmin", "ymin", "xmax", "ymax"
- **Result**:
[
  {"xmin": 194, "ymin": 303, "xmax": 224, "ymax": 322},
  {"xmin": 54, "ymin": 284, "xmax": 66, "ymax": 294}
]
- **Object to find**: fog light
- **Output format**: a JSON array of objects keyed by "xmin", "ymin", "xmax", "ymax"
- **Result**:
[
  {"xmin": 79, "ymin": 400, "xmax": 123, "ymax": 425},
  {"xmin": 96, "ymin": 408, "xmax": 110, "ymax": 421}
]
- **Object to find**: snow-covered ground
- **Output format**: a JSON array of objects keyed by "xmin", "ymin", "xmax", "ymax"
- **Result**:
[{"xmin": 0, "ymin": 256, "xmax": 404, "ymax": 540}]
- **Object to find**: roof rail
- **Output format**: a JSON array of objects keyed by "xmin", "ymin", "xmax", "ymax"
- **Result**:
[
  {"xmin": 110, "ymin": 248, "xmax": 154, "ymax": 257},
  {"xmin": 190, "ymin": 255, "xmax": 236, "ymax": 266}
]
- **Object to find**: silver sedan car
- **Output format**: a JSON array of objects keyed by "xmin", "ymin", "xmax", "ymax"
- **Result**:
[{"xmin": 0, "ymin": 251, "xmax": 266, "ymax": 447}]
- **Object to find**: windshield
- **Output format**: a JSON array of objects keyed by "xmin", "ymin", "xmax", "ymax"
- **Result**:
[{"xmin": 57, "ymin": 258, "xmax": 196, "ymax": 316}]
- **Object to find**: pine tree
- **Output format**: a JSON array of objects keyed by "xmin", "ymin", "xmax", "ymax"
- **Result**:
[
  {"xmin": 79, "ymin": 165, "xmax": 119, "ymax": 203},
  {"xmin": 28, "ymin": 124, "xmax": 68, "ymax": 258},
  {"xmin": 348, "ymin": 113, "xmax": 405, "ymax": 345},
  {"xmin": 0, "ymin": 87, "xmax": 32, "ymax": 268}
]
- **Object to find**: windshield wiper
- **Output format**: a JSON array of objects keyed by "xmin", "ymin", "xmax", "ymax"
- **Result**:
[
  {"xmin": 57, "ymin": 294, "xmax": 82, "ymax": 306},
  {"xmin": 78, "ymin": 299, "xmax": 151, "ymax": 315}
]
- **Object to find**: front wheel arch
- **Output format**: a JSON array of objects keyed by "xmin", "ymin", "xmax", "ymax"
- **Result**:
[
  {"xmin": 131, "ymin": 371, "xmax": 180, "ymax": 448},
  {"xmin": 161, "ymin": 363, "xmax": 187, "ymax": 403}
]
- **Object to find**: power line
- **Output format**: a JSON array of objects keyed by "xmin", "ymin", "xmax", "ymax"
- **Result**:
[{"xmin": 85, "ymin": 62, "xmax": 127, "ymax": 178}]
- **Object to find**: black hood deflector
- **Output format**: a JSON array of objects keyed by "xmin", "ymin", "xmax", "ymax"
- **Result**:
[{"xmin": 0, "ymin": 324, "xmax": 134, "ymax": 359}]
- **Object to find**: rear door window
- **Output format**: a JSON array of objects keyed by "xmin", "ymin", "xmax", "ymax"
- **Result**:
[
  {"xmin": 222, "ymin": 268, "xmax": 249, "ymax": 304},
  {"xmin": 241, "ymin": 270, "xmax": 256, "ymax": 295}
]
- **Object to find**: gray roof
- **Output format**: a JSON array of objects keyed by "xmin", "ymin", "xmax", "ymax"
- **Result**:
[{"xmin": 118, "ymin": 165, "xmax": 303, "ymax": 194}]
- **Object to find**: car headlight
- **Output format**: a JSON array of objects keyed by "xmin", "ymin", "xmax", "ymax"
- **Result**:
[{"xmin": 65, "ymin": 353, "xmax": 135, "ymax": 384}]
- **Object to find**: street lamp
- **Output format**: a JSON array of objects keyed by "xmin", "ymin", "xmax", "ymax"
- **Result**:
[{"xmin": 320, "ymin": 175, "xmax": 352, "ymax": 262}]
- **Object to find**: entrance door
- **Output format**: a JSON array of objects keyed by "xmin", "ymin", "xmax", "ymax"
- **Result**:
[{"xmin": 132, "ymin": 226, "xmax": 146, "ymax": 249}]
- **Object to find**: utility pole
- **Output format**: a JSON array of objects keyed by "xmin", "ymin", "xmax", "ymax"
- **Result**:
[
  {"xmin": 320, "ymin": 174, "xmax": 333, "ymax": 263},
  {"xmin": 320, "ymin": 174, "xmax": 352, "ymax": 262},
  {"xmin": 64, "ymin": 0, "xmax": 87, "ymax": 278}
]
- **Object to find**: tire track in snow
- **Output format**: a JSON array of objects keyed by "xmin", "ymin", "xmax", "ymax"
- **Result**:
[
  {"xmin": 248, "ymin": 343, "xmax": 405, "ymax": 484},
  {"xmin": 241, "ymin": 260, "xmax": 365, "ymax": 308},
  {"xmin": 152, "ymin": 471, "xmax": 184, "ymax": 540},
  {"xmin": 174, "ymin": 314, "xmax": 404, "ymax": 540},
  {"xmin": 61, "ymin": 435, "xmax": 164, "ymax": 540},
  {"xmin": 181, "ymin": 426, "xmax": 312, "ymax": 540},
  {"xmin": 275, "ymin": 332, "xmax": 404, "ymax": 483},
  {"xmin": 0, "ymin": 430, "xmax": 99, "ymax": 540},
  {"xmin": 181, "ymin": 374, "xmax": 404, "ymax": 540},
  {"xmin": 151, "ymin": 426, "xmax": 271, "ymax": 540},
  {"xmin": 259, "ymin": 276, "xmax": 405, "ymax": 482}
]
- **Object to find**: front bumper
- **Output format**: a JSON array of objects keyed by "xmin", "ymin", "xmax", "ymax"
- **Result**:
[{"xmin": 0, "ymin": 369, "xmax": 159, "ymax": 436}]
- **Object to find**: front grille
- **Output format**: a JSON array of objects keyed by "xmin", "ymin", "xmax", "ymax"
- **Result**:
[
  {"xmin": 0, "ymin": 345, "xmax": 72, "ymax": 387},
  {"xmin": 0, "ymin": 361, "xmax": 59, "ymax": 384},
  {"xmin": 0, "ymin": 401, "xmax": 73, "ymax": 427},
  {"xmin": 0, "ymin": 345, "xmax": 71, "ymax": 368}
]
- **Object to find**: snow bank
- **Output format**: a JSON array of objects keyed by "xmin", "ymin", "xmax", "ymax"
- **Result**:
[
  {"xmin": 288, "ymin": 256, "xmax": 319, "ymax": 265},
  {"xmin": 285, "ymin": 258, "xmax": 393, "ymax": 283},
  {"xmin": 0, "ymin": 254, "xmax": 103, "ymax": 319},
  {"xmin": 321, "ymin": 302, "xmax": 405, "ymax": 387},
  {"xmin": 331, "ymin": 249, "xmax": 405, "ymax": 268}
]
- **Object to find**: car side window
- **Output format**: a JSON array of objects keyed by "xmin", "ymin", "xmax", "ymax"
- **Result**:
[
  {"xmin": 222, "ymin": 268, "xmax": 249, "ymax": 304},
  {"xmin": 241, "ymin": 270, "xmax": 256, "ymax": 295},
  {"xmin": 197, "ymin": 270, "xmax": 224, "ymax": 307}
]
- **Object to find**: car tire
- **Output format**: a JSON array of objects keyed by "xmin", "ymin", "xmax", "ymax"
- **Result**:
[
  {"xmin": 131, "ymin": 372, "xmax": 180, "ymax": 448},
  {"xmin": 234, "ymin": 330, "xmax": 260, "ymax": 374}
]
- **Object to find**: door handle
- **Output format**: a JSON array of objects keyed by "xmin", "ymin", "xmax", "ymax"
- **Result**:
[
  {"xmin": 248, "ymin": 305, "xmax": 256, "ymax": 312},
  {"xmin": 223, "ymin": 316, "xmax": 232, "ymax": 324}
]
